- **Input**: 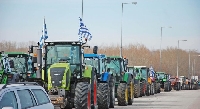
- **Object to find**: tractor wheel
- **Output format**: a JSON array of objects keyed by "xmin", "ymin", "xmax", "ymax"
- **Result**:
[
  {"xmin": 164, "ymin": 82, "xmax": 169, "ymax": 92},
  {"xmin": 109, "ymin": 76, "xmax": 115, "ymax": 108},
  {"xmin": 97, "ymin": 83, "xmax": 110, "ymax": 109},
  {"xmin": 117, "ymin": 83, "xmax": 128, "ymax": 106},
  {"xmin": 74, "ymin": 82, "xmax": 91, "ymax": 109},
  {"xmin": 157, "ymin": 83, "xmax": 161, "ymax": 93},
  {"xmin": 128, "ymin": 81, "xmax": 134, "ymax": 105},
  {"xmin": 134, "ymin": 83, "xmax": 140, "ymax": 98},
  {"xmin": 139, "ymin": 82, "xmax": 143, "ymax": 97},
  {"xmin": 146, "ymin": 83, "xmax": 150, "ymax": 96},
  {"xmin": 154, "ymin": 83, "xmax": 157, "ymax": 94},
  {"xmin": 150, "ymin": 83, "xmax": 154, "ymax": 95}
]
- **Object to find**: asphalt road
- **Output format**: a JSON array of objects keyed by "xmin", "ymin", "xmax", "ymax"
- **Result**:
[
  {"xmin": 114, "ymin": 89, "xmax": 200, "ymax": 109},
  {"xmin": 55, "ymin": 89, "xmax": 200, "ymax": 109}
]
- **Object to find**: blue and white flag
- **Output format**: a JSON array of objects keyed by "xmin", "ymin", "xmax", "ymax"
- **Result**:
[
  {"xmin": 78, "ymin": 17, "xmax": 92, "ymax": 42},
  {"xmin": 39, "ymin": 18, "xmax": 48, "ymax": 49},
  {"xmin": 149, "ymin": 66, "xmax": 155, "ymax": 77}
]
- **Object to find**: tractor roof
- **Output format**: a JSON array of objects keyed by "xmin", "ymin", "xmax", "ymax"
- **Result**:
[
  {"xmin": 107, "ymin": 56, "xmax": 122, "ymax": 59},
  {"xmin": 4, "ymin": 52, "xmax": 29, "ymax": 57},
  {"xmin": 44, "ymin": 41, "xmax": 82, "ymax": 45},
  {"xmin": 133, "ymin": 66, "xmax": 147, "ymax": 69},
  {"xmin": 156, "ymin": 72, "xmax": 165, "ymax": 74},
  {"xmin": 84, "ymin": 54, "xmax": 106, "ymax": 59}
]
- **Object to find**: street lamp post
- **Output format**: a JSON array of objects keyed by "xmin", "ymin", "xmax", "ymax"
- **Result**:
[
  {"xmin": 159, "ymin": 26, "xmax": 171, "ymax": 71},
  {"xmin": 176, "ymin": 40, "xmax": 187, "ymax": 77},
  {"xmin": 82, "ymin": 0, "xmax": 83, "ymax": 18},
  {"xmin": 120, "ymin": 2, "xmax": 137, "ymax": 57},
  {"xmin": 192, "ymin": 55, "xmax": 200, "ymax": 78},
  {"xmin": 188, "ymin": 50, "xmax": 190, "ymax": 78}
]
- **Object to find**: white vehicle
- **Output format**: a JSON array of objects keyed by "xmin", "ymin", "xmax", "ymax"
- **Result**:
[{"xmin": 0, "ymin": 82, "xmax": 54, "ymax": 109}]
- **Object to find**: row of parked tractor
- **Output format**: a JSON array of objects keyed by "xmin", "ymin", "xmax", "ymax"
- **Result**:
[{"xmin": 0, "ymin": 40, "xmax": 199, "ymax": 109}]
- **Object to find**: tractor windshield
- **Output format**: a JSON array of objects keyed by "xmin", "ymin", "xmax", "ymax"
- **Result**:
[
  {"xmin": 8, "ymin": 55, "xmax": 27, "ymax": 73},
  {"xmin": 84, "ymin": 58, "xmax": 99, "ymax": 72},
  {"xmin": 46, "ymin": 45, "xmax": 80, "ymax": 66},
  {"xmin": 157, "ymin": 73, "xmax": 165, "ymax": 79},
  {"xmin": 141, "ymin": 68, "xmax": 147, "ymax": 80},
  {"xmin": 107, "ymin": 60, "xmax": 120, "ymax": 75}
]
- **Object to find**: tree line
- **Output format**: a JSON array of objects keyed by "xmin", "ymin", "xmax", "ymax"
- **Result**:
[{"xmin": 0, "ymin": 41, "xmax": 199, "ymax": 78}]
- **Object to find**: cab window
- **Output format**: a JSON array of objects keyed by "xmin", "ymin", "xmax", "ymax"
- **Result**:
[{"xmin": 0, "ymin": 91, "xmax": 18, "ymax": 109}]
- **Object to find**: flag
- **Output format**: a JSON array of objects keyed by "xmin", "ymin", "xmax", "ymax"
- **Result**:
[
  {"xmin": 149, "ymin": 66, "xmax": 155, "ymax": 77},
  {"xmin": 78, "ymin": 17, "xmax": 92, "ymax": 42},
  {"xmin": 39, "ymin": 17, "xmax": 48, "ymax": 48}
]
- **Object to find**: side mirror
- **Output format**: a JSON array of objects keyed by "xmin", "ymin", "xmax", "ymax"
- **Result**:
[
  {"xmin": 28, "ymin": 45, "xmax": 33, "ymax": 53},
  {"xmin": 124, "ymin": 59, "xmax": 128, "ymax": 65},
  {"xmin": 93, "ymin": 46, "xmax": 98, "ymax": 54},
  {"xmin": 32, "ymin": 57, "xmax": 37, "ymax": 63},
  {"xmin": 2, "ymin": 107, "xmax": 14, "ymax": 109},
  {"xmin": 106, "ymin": 57, "xmax": 111, "ymax": 63}
]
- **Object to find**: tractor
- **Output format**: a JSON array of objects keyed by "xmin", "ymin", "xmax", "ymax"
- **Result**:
[
  {"xmin": 133, "ymin": 66, "xmax": 151, "ymax": 96},
  {"xmin": 179, "ymin": 76, "xmax": 186, "ymax": 90},
  {"xmin": 84, "ymin": 47, "xmax": 115, "ymax": 108},
  {"xmin": 127, "ymin": 66, "xmax": 141, "ymax": 98},
  {"xmin": 38, "ymin": 41, "xmax": 98, "ymax": 109},
  {"xmin": 0, "ymin": 51, "xmax": 34, "ymax": 84},
  {"xmin": 184, "ymin": 77, "xmax": 191, "ymax": 90},
  {"xmin": 154, "ymin": 71, "xmax": 161, "ymax": 93},
  {"xmin": 149, "ymin": 66, "xmax": 157, "ymax": 95},
  {"xmin": 156, "ymin": 72, "xmax": 171, "ymax": 92},
  {"xmin": 106, "ymin": 56, "xmax": 134, "ymax": 106},
  {"xmin": 169, "ymin": 76, "xmax": 180, "ymax": 91}
]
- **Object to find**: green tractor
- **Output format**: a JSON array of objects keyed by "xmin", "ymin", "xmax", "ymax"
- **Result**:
[
  {"xmin": 156, "ymin": 72, "xmax": 171, "ymax": 92},
  {"xmin": 41, "ymin": 41, "xmax": 98, "ymax": 109},
  {"xmin": 133, "ymin": 66, "xmax": 151, "ymax": 97},
  {"xmin": 127, "ymin": 66, "xmax": 141, "ymax": 98},
  {"xmin": 106, "ymin": 56, "xmax": 134, "ymax": 106},
  {"xmin": 0, "ymin": 51, "xmax": 33, "ymax": 84}
]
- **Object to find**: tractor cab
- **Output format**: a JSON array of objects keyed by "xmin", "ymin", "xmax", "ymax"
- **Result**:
[
  {"xmin": 43, "ymin": 41, "xmax": 83, "ymax": 90},
  {"xmin": 106, "ymin": 56, "xmax": 128, "ymax": 82},
  {"xmin": 156, "ymin": 72, "xmax": 165, "ymax": 81},
  {"xmin": 5, "ymin": 52, "xmax": 29, "ymax": 81}
]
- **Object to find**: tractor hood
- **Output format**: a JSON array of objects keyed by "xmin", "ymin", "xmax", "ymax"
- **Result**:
[{"xmin": 48, "ymin": 63, "xmax": 71, "ymax": 90}]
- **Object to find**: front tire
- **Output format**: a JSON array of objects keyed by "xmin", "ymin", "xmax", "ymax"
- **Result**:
[{"xmin": 74, "ymin": 82, "xmax": 91, "ymax": 109}]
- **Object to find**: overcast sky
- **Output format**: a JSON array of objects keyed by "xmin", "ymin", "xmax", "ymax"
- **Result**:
[{"xmin": 0, "ymin": 0, "xmax": 199, "ymax": 52}]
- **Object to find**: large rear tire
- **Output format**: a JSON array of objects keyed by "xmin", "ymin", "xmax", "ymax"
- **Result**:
[
  {"xmin": 74, "ymin": 82, "xmax": 91, "ymax": 109},
  {"xmin": 117, "ymin": 83, "xmax": 128, "ymax": 106},
  {"xmin": 97, "ymin": 83, "xmax": 110, "ymax": 109}
]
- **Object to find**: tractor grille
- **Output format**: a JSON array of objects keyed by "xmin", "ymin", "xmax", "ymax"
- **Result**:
[{"xmin": 50, "ymin": 67, "xmax": 65, "ymax": 87}]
